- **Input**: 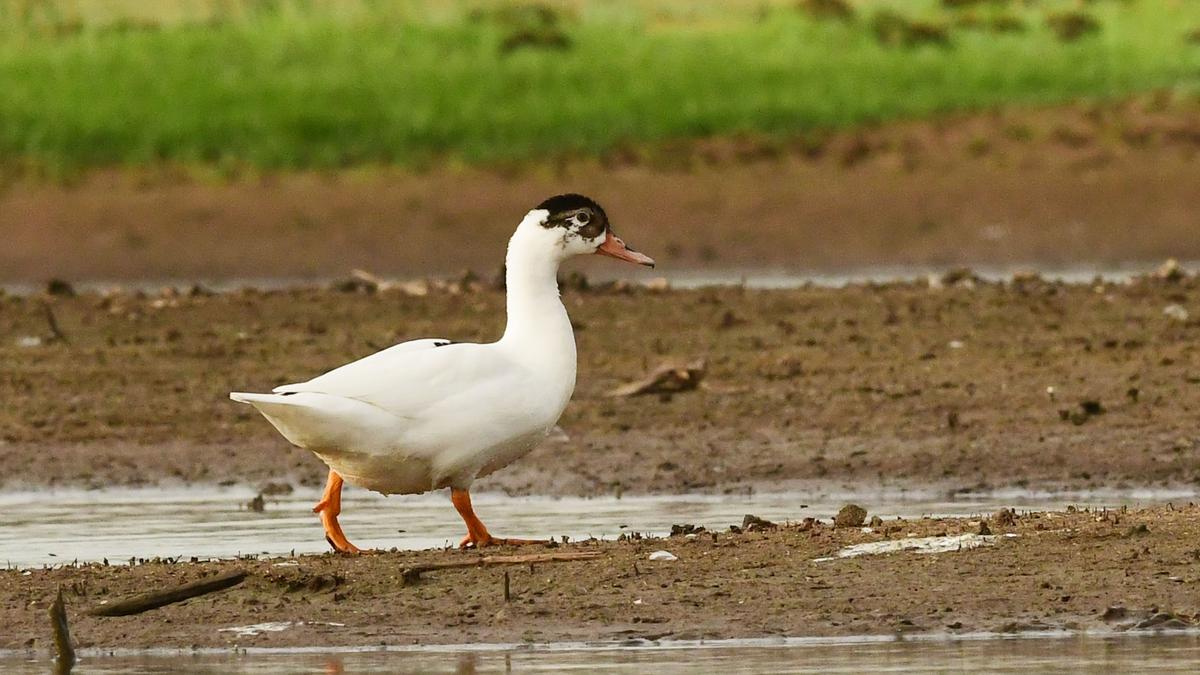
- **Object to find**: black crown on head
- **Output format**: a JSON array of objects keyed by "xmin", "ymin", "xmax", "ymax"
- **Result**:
[{"xmin": 536, "ymin": 193, "xmax": 606, "ymax": 219}]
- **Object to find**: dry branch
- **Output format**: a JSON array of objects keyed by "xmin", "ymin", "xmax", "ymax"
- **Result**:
[
  {"xmin": 402, "ymin": 551, "xmax": 601, "ymax": 584},
  {"xmin": 88, "ymin": 569, "xmax": 249, "ymax": 617},
  {"xmin": 41, "ymin": 301, "xmax": 69, "ymax": 344}
]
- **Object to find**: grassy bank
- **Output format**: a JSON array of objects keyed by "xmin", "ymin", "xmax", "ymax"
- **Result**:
[{"xmin": 1, "ymin": 0, "xmax": 1198, "ymax": 174}]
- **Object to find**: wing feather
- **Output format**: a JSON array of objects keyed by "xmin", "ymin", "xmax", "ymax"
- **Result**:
[
  {"xmin": 271, "ymin": 339, "xmax": 519, "ymax": 421},
  {"xmin": 273, "ymin": 338, "xmax": 449, "ymax": 394}
]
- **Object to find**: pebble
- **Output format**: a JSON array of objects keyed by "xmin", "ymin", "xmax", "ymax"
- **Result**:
[{"xmin": 834, "ymin": 504, "xmax": 867, "ymax": 528}]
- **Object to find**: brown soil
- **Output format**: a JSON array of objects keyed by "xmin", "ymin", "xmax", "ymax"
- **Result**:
[
  {"xmin": 3, "ymin": 97, "xmax": 1200, "ymax": 283},
  {"xmin": 2, "ymin": 273, "xmax": 1199, "ymax": 495},
  {"xmin": 4, "ymin": 505, "xmax": 1199, "ymax": 649}
]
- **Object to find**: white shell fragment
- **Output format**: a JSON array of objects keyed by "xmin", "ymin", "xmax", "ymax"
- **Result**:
[
  {"xmin": 648, "ymin": 550, "xmax": 678, "ymax": 561},
  {"xmin": 1163, "ymin": 304, "xmax": 1189, "ymax": 322},
  {"xmin": 813, "ymin": 533, "xmax": 1015, "ymax": 562},
  {"xmin": 218, "ymin": 621, "xmax": 297, "ymax": 637},
  {"xmin": 218, "ymin": 620, "xmax": 346, "ymax": 637}
]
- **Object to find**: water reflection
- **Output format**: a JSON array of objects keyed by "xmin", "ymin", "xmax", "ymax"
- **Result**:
[
  {"xmin": 4, "ymin": 260, "xmax": 1198, "ymax": 297},
  {"xmin": 4, "ymin": 633, "xmax": 1200, "ymax": 674},
  {"xmin": 3, "ymin": 486, "xmax": 1194, "ymax": 569}
]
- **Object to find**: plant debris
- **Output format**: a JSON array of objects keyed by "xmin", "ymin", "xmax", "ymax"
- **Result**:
[{"xmin": 609, "ymin": 359, "xmax": 706, "ymax": 397}]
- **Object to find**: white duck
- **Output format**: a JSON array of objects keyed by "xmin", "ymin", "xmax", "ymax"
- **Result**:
[{"xmin": 230, "ymin": 194, "xmax": 653, "ymax": 552}]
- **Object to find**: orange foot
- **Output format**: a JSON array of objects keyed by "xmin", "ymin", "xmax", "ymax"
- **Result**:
[
  {"xmin": 452, "ymin": 488, "xmax": 546, "ymax": 549},
  {"xmin": 313, "ymin": 470, "xmax": 362, "ymax": 554}
]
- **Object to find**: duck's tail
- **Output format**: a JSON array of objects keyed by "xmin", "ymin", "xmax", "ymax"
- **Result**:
[
  {"xmin": 229, "ymin": 390, "xmax": 399, "ymax": 455},
  {"xmin": 229, "ymin": 391, "xmax": 281, "ymax": 405}
]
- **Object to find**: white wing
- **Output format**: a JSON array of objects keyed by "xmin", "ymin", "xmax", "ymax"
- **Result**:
[
  {"xmin": 231, "ymin": 337, "xmax": 555, "ymax": 494},
  {"xmin": 271, "ymin": 339, "xmax": 527, "ymax": 423},
  {"xmin": 272, "ymin": 337, "xmax": 449, "ymax": 396}
]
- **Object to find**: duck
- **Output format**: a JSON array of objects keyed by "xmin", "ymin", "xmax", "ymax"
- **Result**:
[{"xmin": 230, "ymin": 194, "xmax": 654, "ymax": 552}]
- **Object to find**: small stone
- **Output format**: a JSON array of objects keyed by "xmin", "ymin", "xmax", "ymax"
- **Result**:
[
  {"xmin": 331, "ymin": 269, "xmax": 381, "ymax": 294},
  {"xmin": 941, "ymin": 267, "xmax": 978, "ymax": 286},
  {"xmin": 834, "ymin": 504, "xmax": 867, "ymax": 528},
  {"xmin": 45, "ymin": 278, "xmax": 75, "ymax": 297},
  {"xmin": 1154, "ymin": 258, "xmax": 1186, "ymax": 282},
  {"xmin": 741, "ymin": 514, "xmax": 776, "ymax": 531},
  {"xmin": 648, "ymin": 550, "xmax": 678, "ymax": 562},
  {"xmin": 1125, "ymin": 523, "xmax": 1150, "ymax": 537}
]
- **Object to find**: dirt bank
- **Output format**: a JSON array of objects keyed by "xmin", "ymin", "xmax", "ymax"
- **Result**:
[
  {"xmin": 2, "ymin": 272, "xmax": 1199, "ymax": 495},
  {"xmin": 4, "ymin": 505, "xmax": 1199, "ymax": 650},
  {"xmin": 2, "ymin": 98, "xmax": 1200, "ymax": 282}
]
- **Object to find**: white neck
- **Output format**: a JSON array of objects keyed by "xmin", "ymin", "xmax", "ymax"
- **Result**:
[{"xmin": 497, "ymin": 218, "xmax": 577, "ymax": 376}]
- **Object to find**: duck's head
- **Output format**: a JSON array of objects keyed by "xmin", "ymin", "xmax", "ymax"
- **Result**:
[{"xmin": 525, "ymin": 194, "xmax": 655, "ymax": 268}]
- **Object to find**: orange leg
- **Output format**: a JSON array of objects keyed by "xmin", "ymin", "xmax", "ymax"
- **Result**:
[
  {"xmin": 312, "ymin": 470, "xmax": 361, "ymax": 554},
  {"xmin": 451, "ymin": 488, "xmax": 544, "ymax": 549}
]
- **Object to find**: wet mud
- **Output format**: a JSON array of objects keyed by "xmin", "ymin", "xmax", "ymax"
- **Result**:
[
  {"xmin": 4, "ymin": 505, "xmax": 1199, "ymax": 649},
  {"xmin": 1, "ymin": 272, "xmax": 1199, "ymax": 496}
]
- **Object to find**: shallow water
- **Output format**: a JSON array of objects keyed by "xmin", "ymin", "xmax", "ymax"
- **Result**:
[
  {"xmin": 3, "ymin": 486, "xmax": 1193, "ymax": 569},
  {"xmin": 3, "ymin": 260, "xmax": 1195, "ymax": 296},
  {"xmin": 4, "ymin": 633, "xmax": 1200, "ymax": 673}
]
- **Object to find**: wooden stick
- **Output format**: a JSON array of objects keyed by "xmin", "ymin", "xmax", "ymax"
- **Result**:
[
  {"xmin": 403, "ymin": 551, "xmax": 600, "ymax": 584},
  {"xmin": 88, "ymin": 570, "xmax": 248, "ymax": 617},
  {"xmin": 48, "ymin": 588, "xmax": 75, "ymax": 675},
  {"xmin": 41, "ymin": 301, "xmax": 69, "ymax": 345}
]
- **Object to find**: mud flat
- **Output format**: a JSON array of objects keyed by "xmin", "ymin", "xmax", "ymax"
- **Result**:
[
  {"xmin": 3, "ymin": 505, "xmax": 1200, "ymax": 650},
  {"xmin": 2, "ymin": 272, "xmax": 1199, "ymax": 495}
]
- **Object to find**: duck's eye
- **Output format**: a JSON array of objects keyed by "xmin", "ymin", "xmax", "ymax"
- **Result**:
[{"xmin": 576, "ymin": 212, "xmax": 590, "ymax": 225}]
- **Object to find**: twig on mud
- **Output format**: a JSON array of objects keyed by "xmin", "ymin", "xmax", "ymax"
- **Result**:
[
  {"xmin": 41, "ymin": 301, "xmax": 69, "ymax": 344},
  {"xmin": 609, "ymin": 359, "xmax": 705, "ymax": 397},
  {"xmin": 88, "ymin": 570, "xmax": 249, "ymax": 617},
  {"xmin": 49, "ymin": 587, "xmax": 75, "ymax": 674},
  {"xmin": 402, "ymin": 551, "xmax": 601, "ymax": 585}
]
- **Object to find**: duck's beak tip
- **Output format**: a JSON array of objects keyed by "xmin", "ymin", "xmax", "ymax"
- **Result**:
[{"xmin": 596, "ymin": 231, "xmax": 655, "ymax": 268}]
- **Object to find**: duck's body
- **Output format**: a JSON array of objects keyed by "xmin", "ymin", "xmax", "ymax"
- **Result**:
[{"xmin": 230, "ymin": 195, "xmax": 652, "ymax": 550}]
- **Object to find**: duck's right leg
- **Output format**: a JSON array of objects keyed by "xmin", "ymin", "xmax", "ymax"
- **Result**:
[{"xmin": 313, "ymin": 469, "xmax": 361, "ymax": 554}]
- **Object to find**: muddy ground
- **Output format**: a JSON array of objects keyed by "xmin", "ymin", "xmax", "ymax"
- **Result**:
[
  {"xmin": 1, "ymin": 272, "xmax": 1199, "ymax": 495},
  {"xmin": 3, "ymin": 97, "xmax": 1200, "ymax": 283},
  {"xmin": 3, "ymin": 97, "xmax": 1200, "ymax": 656},
  {"xmin": 4, "ymin": 505, "xmax": 1200, "ymax": 650}
]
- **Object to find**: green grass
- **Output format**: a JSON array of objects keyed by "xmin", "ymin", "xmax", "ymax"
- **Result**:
[{"xmin": 1, "ymin": 0, "xmax": 1198, "ymax": 174}]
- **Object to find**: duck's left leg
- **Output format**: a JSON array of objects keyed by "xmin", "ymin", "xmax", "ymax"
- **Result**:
[
  {"xmin": 313, "ymin": 469, "xmax": 362, "ymax": 554},
  {"xmin": 451, "ymin": 488, "xmax": 545, "ymax": 549}
]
